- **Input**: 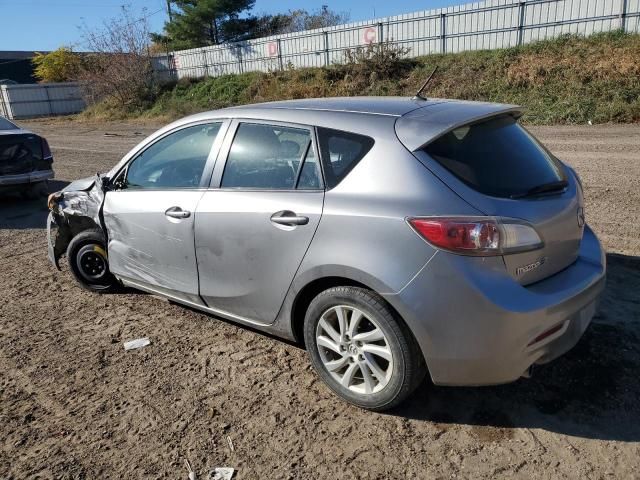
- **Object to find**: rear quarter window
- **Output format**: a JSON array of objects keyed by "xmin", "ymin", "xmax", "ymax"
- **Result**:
[
  {"xmin": 422, "ymin": 115, "xmax": 565, "ymax": 198},
  {"xmin": 317, "ymin": 128, "xmax": 374, "ymax": 189}
]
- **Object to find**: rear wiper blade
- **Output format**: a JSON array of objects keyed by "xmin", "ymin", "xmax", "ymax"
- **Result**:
[{"xmin": 510, "ymin": 180, "xmax": 568, "ymax": 199}]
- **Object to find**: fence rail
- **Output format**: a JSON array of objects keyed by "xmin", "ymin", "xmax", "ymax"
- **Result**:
[{"xmin": 152, "ymin": 0, "xmax": 640, "ymax": 81}]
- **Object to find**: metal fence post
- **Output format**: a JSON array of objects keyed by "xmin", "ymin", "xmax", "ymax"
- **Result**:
[
  {"xmin": 517, "ymin": 1, "xmax": 527, "ymax": 46},
  {"xmin": 43, "ymin": 85, "xmax": 53, "ymax": 116},
  {"xmin": 238, "ymin": 46, "xmax": 244, "ymax": 74},
  {"xmin": 440, "ymin": 13, "xmax": 446, "ymax": 54},
  {"xmin": 620, "ymin": 0, "xmax": 628, "ymax": 32},
  {"xmin": 277, "ymin": 38, "xmax": 284, "ymax": 71},
  {"xmin": 378, "ymin": 22, "xmax": 384, "ymax": 44},
  {"xmin": 323, "ymin": 31, "xmax": 330, "ymax": 67},
  {"xmin": 201, "ymin": 50, "xmax": 209, "ymax": 77}
]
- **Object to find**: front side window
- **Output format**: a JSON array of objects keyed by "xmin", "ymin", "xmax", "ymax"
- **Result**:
[
  {"xmin": 124, "ymin": 123, "xmax": 221, "ymax": 189},
  {"xmin": 221, "ymin": 123, "xmax": 321, "ymax": 190}
]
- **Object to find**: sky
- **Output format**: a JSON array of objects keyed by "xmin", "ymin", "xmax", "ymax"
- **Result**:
[{"xmin": 0, "ymin": 0, "xmax": 462, "ymax": 52}]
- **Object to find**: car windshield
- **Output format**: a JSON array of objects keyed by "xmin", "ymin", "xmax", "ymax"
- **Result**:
[{"xmin": 0, "ymin": 117, "xmax": 18, "ymax": 130}]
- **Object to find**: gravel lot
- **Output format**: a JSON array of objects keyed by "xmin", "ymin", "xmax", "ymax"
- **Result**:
[{"xmin": 1, "ymin": 120, "xmax": 639, "ymax": 479}]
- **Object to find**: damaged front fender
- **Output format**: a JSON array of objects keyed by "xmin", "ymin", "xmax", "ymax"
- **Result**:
[{"xmin": 47, "ymin": 175, "xmax": 106, "ymax": 269}]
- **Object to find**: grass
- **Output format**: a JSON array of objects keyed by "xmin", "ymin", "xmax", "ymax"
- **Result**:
[{"xmin": 83, "ymin": 31, "xmax": 640, "ymax": 125}]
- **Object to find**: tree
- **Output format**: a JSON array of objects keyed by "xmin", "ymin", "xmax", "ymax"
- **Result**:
[
  {"xmin": 32, "ymin": 48, "xmax": 82, "ymax": 83},
  {"xmin": 254, "ymin": 6, "xmax": 350, "ymax": 37},
  {"xmin": 78, "ymin": 7, "xmax": 155, "ymax": 106},
  {"xmin": 152, "ymin": 0, "xmax": 256, "ymax": 50}
]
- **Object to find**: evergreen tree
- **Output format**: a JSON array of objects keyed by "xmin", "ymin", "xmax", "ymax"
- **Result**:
[{"xmin": 152, "ymin": 0, "xmax": 256, "ymax": 50}]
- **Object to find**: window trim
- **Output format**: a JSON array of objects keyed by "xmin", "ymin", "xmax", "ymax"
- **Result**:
[
  {"xmin": 209, "ymin": 118, "xmax": 325, "ymax": 192},
  {"xmin": 109, "ymin": 119, "xmax": 229, "ymax": 192}
]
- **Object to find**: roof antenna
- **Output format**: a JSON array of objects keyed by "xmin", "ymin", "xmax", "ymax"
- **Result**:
[{"xmin": 412, "ymin": 66, "xmax": 438, "ymax": 101}]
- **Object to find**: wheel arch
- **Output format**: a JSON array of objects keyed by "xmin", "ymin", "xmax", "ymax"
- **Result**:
[
  {"xmin": 291, "ymin": 276, "xmax": 370, "ymax": 346},
  {"xmin": 289, "ymin": 273, "xmax": 419, "ymax": 356}
]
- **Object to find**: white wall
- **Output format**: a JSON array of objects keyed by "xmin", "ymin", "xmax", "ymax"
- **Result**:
[{"xmin": 0, "ymin": 83, "xmax": 85, "ymax": 120}]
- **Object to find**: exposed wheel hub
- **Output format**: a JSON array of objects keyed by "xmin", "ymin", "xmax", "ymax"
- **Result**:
[{"xmin": 78, "ymin": 248, "xmax": 107, "ymax": 281}]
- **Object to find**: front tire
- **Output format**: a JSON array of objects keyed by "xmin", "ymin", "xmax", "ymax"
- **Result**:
[
  {"xmin": 304, "ymin": 286, "xmax": 425, "ymax": 411},
  {"xmin": 66, "ymin": 230, "xmax": 118, "ymax": 293}
]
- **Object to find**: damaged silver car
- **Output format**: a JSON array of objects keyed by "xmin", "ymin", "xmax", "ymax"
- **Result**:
[{"xmin": 48, "ymin": 98, "xmax": 606, "ymax": 411}]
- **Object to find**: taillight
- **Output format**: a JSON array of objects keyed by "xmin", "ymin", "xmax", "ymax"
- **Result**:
[
  {"xmin": 408, "ymin": 217, "xmax": 543, "ymax": 256},
  {"xmin": 41, "ymin": 137, "xmax": 52, "ymax": 159}
]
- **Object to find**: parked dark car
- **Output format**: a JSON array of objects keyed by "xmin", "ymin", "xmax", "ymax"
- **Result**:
[{"xmin": 0, "ymin": 116, "xmax": 54, "ymax": 195}]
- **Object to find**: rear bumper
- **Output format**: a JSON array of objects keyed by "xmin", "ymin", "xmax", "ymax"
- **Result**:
[
  {"xmin": 0, "ymin": 169, "xmax": 54, "ymax": 186},
  {"xmin": 384, "ymin": 225, "xmax": 606, "ymax": 386}
]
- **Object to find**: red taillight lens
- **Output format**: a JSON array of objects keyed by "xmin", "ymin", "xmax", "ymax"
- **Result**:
[
  {"xmin": 409, "ymin": 217, "xmax": 543, "ymax": 255},
  {"xmin": 409, "ymin": 218, "xmax": 500, "ymax": 254},
  {"xmin": 41, "ymin": 137, "xmax": 52, "ymax": 159}
]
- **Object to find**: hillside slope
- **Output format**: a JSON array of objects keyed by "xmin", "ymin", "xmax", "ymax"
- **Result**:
[{"xmin": 91, "ymin": 31, "xmax": 640, "ymax": 124}]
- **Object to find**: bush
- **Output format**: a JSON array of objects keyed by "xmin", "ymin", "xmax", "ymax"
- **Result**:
[
  {"xmin": 78, "ymin": 7, "xmax": 156, "ymax": 108},
  {"xmin": 32, "ymin": 48, "xmax": 82, "ymax": 83}
]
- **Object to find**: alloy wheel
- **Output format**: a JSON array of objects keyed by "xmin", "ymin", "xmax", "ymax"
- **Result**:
[{"xmin": 315, "ymin": 305, "xmax": 394, "ymax": 395}]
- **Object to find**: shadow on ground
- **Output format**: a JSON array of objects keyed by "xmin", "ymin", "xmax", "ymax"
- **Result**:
[
  {"xmin": 395, "ymin": 253, "xmax": 640, "ymax": 442},
  {"xmin": 0, "ymin": 180, "xmax": 69, "ymax": 229}
]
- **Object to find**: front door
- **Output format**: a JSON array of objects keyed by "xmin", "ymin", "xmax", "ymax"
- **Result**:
[
  {"xmin": 103, "ymin": 121, "xmax": 225, "ymax": 304},
  {"xmin": 195, "ymin": 120, "xmax": 325, "ymax": 324}
]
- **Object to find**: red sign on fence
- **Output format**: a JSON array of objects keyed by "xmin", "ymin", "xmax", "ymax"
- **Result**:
[
  {"xmin": 363, "ymin": 27, "xmax": 377, "ymax": 45},
  {"xmin": 267, "ymin": 42, "xmax": 279, "ymax": 57}
]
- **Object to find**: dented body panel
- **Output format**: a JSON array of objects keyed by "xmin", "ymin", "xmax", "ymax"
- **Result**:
[
  {"xmin": 48, "ymin": 175, "xmax": 105, "ymax": 269},
  {"xmin": 103, "ymin": 189, "xmax": 206, "ymax": 305}
]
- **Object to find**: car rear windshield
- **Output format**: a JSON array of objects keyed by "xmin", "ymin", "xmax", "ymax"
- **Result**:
[
  {"xmin": 0, "ymin": 117, "xmax": 18, "ymax": 130},
  {"xmin": 317, "ymin": 128, "xmax": 374, "ymax": 189},
  {"xmin": 422, "ymin": 115, "xmax": 565, "ymax": 198}
]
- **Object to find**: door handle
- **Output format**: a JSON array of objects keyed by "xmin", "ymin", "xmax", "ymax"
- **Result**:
[
  {"xmin": 270, "ymin": 210, "xmax": 309, "ymax": 226},
  {"xmin": 165, "ymin": 207, "xmax": 191, "ymax": 219}
]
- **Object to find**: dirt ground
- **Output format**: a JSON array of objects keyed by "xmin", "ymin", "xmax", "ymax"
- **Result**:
[{"xmin": 1, "ymin": 120, "xmax": 639, "ymax": 479}]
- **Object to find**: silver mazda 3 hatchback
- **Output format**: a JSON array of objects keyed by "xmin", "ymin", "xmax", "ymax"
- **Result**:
[{"xmin": 47, "ymin": 97, "xmax": 606, "ymax": 410}]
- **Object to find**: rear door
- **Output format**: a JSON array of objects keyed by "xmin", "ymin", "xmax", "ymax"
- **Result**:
[
  {"xmin": 103, "ymin": 121, "xmax": 227, "ymax": 304},
  {"xmin": 410, "ymin": 114, "xmax": 584, "ymax": 284},
  {"xmin": 194, "ymin": 119, "xmax": 324, "ymax": 324}
]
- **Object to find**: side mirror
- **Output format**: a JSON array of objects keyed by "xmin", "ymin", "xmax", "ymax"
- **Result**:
[{"xmin": 98, "ymin": 175, "xmax": 111, "ymax": 192}]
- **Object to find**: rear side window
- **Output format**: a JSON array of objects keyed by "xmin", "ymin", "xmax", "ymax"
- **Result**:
[
  {"xmin": 423, "ymin": 115, "xmax": 565, "ymax": 198},
  {"xmin": 221, "ymin": 123, "xmax": 321, "ymax": 190},
  {"xmin": 317, "ymin": 128, "xmax": 374, "ymax": 189}
]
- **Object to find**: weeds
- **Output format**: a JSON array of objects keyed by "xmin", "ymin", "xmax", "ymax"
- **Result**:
[{"xmin": 82, "ymin": 31, "xmax": 640, "ymax": 124}]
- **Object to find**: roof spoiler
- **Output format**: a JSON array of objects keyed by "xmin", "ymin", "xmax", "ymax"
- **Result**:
[{"xmin": 395, "ymin": 101, "xmax": 524, "ymax": 152}]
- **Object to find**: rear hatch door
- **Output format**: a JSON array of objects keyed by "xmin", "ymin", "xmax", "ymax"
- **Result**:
[
  {"xmin": 0, "ymin": 130, "xmax": 43, "ymax": 176},
  {"xmin": 396, "ymin": 102, "xmax": 584, "ymax": 285}
]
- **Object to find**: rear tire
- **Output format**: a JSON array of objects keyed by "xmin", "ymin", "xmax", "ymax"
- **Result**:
[
  {"xmin": 66, "ymin": 230, "xmax": 119, "ymax": 293},
  {"xmin": 304, "ymin": 286, "xmax": 426, "ymax": 411}
]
